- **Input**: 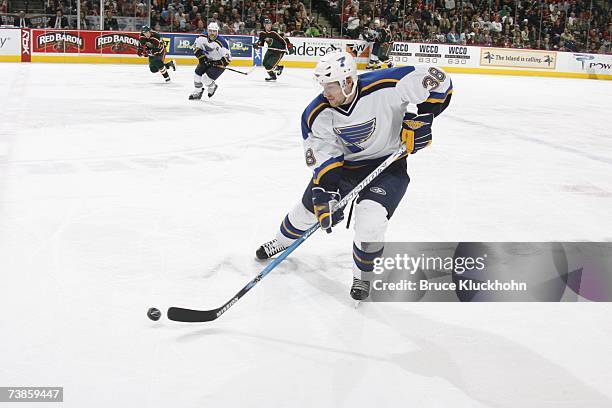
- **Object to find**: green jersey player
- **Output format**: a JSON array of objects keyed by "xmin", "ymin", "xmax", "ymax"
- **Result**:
[
  {"xmin": 253, "ymin": 18, "xmax": 293, "ymax": 81},
  {"xmin": 137, "ymin": 25, "xmax": 176, "ymax": 82}
]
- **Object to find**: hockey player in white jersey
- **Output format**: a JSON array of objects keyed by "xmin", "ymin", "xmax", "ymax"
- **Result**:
[
  {"xmin": 256, "ymin": 51, "xmax": 452, "ymax": 300},
  {"xmin": 189, "ymin": 22, "xmax": 232, "ymax": 100}
]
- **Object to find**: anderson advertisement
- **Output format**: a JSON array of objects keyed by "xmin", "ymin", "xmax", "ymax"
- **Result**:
[{"xmin": 284, "ymin": 37, "xmax": 371, "ymax": 64}]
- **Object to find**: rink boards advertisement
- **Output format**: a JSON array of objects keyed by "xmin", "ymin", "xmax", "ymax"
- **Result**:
[
  {"xmin": 390, "ymin": 41, "xmax": 611, "ymax": 79},
  {"xmin": 3, "ymin": 29, "xmax": 255, "ymax": 66},
  {"xmin": 0, "ymin": 28, "xmax": 610, "ymax": 79},
  {"xmin": 282, "ymin": 37, "xmax": 371, "ymax": 65},
  {"xmin": 168, "ymin": 34, "xmax": 253, "ymax": 58},
  {"xmin": 0, "ymin": 28, "xmax": 21, "ymax": 61},
  {"xmin": 391, "ymin": 42, "xmax": 478, "ymax": 67}
]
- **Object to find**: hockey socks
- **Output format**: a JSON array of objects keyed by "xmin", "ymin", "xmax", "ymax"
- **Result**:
[{"xmin": 160, "ymin": 66, "xmax": 170, "ymax": 82}]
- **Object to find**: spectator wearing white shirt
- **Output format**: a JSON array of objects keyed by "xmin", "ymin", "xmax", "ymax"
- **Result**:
[
  {"xmin": 491, "ymin": 15, "xmax": 502, "ymax": 33},
  {"xmin": 346, "ymin": 6, "xmax": 360, "ymax": 39},
  {"xmin": 567, "ymin": 12, "xmax": 576, "ymax": 29},
  {"xmin": 14, "ymin": 11, "xmax": 31, "ymax": 27}
]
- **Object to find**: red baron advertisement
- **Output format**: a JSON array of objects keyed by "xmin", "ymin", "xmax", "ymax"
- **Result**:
[
  {"xmin": 34, "ymin": 30, "xmax": 84, "ymax": 52},
  {"xmin": 31, "ymin": 29, "xmax": 140, "ymax": 54},
  {"xmin": 21, "ymin": 28, "xmax": 31, "ymax": 62},
  {"xmin": 94, "ymin": 32, "xmax": 141, "ymax": 54}
]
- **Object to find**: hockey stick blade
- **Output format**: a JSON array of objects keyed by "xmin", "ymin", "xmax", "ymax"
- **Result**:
[
  {"xmin": 167, "ymin": 306, "xmax": 220, "ymax": 322},
  {"xmin": 167, "ymin": 287, "xmax": 247, "ymax": 322}
]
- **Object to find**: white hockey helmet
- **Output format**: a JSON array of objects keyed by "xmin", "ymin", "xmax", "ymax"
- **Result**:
[
  {"xmin": 207, "ymin": 21, "xmax": 220, "ymax": 34},
  {"xmin": 314, "ymin": 50, "xmax": 358, "ymax": 98}
]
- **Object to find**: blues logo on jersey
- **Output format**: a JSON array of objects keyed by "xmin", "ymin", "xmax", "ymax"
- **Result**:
[{"xmin": 333, "ymin": 118, "xmax": 376, "ymax": 153}]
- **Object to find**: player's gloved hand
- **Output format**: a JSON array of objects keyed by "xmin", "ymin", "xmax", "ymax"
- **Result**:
[
  {"xmin": 194, "ymin": 48, "xmax": 208, "ymax": 61},
  {"xmin": 219, "ymin": 56, "xmax": 231, "ymax": 67},
  {"xmin": 252, "ymin": 42, "xmax": 260, "ymax": 49},
  {"xmin": 137, "ymin": 48, "xmax": 146, "ymax": 57},
  {"xmin": 401, "ymin": 112, "xmax": 434, "ymax": 154},
  {"xmin": 287, "ymin": 42, "xmax": 293, "ymax": 50},
  {"xmin": 312, "ymin": 187, "xmax": 344, "ymax": 233}
]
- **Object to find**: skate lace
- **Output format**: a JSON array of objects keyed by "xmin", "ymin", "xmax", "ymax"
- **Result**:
[
  {"xmin": 352, "ymin": 278, "xmax": 370, "ymax": 291},
  {"xmin": 263, "ymin": 239, "xmax": 285, "ymax": 256}
]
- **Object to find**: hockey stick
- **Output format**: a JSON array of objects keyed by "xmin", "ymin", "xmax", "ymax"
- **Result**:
[
  {"xmin": 223, "ymin": 66, "xmax": 251, "ymax": 75},
  {"xmin": 265, "ymin": 46, "xmax": 289, "ymax": 53},
  {"xmin": 252, "ymin": 43, "xmax": 289, "ymax": 53},
  {"xmin": 167, "ymin": 144, "xmax": 408, "ymax": 322}
]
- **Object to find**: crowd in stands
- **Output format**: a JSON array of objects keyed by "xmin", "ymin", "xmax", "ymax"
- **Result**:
[
  {"xmin": 324, "ymin": 0, "xmax": 610, "ymax": 54},
  {"xmin": 1, "ymin": 0, "xmax": 328, "ymax": 36},
  {"xmin": 1, "ymin": 0, "xmax": 609, "ymax": 53},
  {"xmin": 147, "ymin": 0, "xmax": 326, "ymax": 36}
]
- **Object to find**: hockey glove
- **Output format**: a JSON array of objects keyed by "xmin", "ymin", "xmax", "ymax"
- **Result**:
[
  {"xmin": 312, "ymin": 187, "xmax": 344, "ymax": 233},
  {"xmin": 252, "ymin": 42, "xmax": 260, "ymax": 49},
  {"xmin": 219, "ymin": 56, "xmax": 231, "ymax": 67},
  {"xmin": 401, "ymin": 112, "xmax": 434, "ymax": 154},
  {"xmin": 194, "ymin": 48, "xmax": 207, "ymax": 61}
]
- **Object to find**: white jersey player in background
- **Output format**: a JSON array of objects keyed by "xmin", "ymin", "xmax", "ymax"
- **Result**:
[
  {"xmin": 256, "ymin": 51, "xmax": 453, "ymax": 300},
  {"xmin": 189, "ymin": 22, "xmax": 232, "ymax": 100}
]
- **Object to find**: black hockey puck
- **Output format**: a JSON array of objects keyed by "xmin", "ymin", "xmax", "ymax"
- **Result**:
[{"xmin": 147, "ymin": 307, "xmax": 161, "ymax": 321}]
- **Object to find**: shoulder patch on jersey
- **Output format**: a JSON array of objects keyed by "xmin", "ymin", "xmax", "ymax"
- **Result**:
[
  {"xmin": 301, "ymin": 94, "xmax": 330, "ymax": 139},
  {"xmin": 359, "ymin": 66, "xmax": 416, "ymax": 97}
]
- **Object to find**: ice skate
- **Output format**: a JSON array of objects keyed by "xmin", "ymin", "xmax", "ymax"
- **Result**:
[
  {"xmin": 207, "ymin": 82, "xmax": 218, "ymax": 97},
  {"xmin": 189, "ymin": 88, "xmax": 204, "ymax": 100},
  {"xmin": 256, "ymin": 238, "xmax": 287, "ymax": 260},
  {"xmin": 350, "ymin": 277, "xmax": 370, "ymax": 301}
]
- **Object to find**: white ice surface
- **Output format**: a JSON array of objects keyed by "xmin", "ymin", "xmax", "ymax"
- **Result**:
[{"xmin": 1, "ymin": 63, "xmax": 612, "ymax": 408}]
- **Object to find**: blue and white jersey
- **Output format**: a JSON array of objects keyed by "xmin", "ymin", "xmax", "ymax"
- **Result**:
[
  {"xmin": 193, "ymin": 33, "xmax": 231, "ymax": 62},
  {"xmin": 301, "ymin": 66, "xmax": 452, "ymax": 185}
]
